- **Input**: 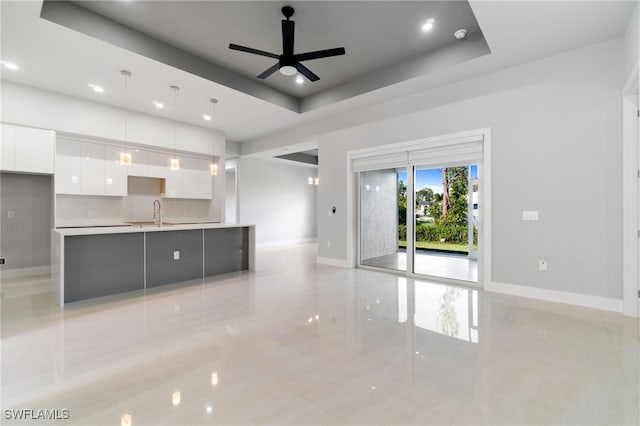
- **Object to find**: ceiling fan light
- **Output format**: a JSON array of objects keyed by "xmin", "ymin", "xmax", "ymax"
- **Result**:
[{"xmin": 279, "ymin": 65, "xmax": 297, "ymax": 76}]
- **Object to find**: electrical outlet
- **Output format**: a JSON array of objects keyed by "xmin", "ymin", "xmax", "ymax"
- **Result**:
[
  {"xmin": 538, "ymin": 260, "xmax": 548, "ymax": 271},
  {"xmin": 173, "ymin": 251, "xmax": 180, "ymax": 260},
  {"xmin": 7, "ymin": 211, "xmax": 14, "ymax": 219},
  {"xmin": 523, "ymin": 211, "xmax": 539, "ymax": 221}
]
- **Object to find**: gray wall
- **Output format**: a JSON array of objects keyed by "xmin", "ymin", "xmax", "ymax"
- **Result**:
[
  {"xmin": 238, "ymin": 157, "xmax": 317, "ymax": 246},
  {"xmin": 0, "ymin": 173, "xmax": 53, "ymax": 271},
  {"xmin": 360, "ymin": 169, "xmax": 398, "ymax": 260},
  {"xmin": 241, "ymin": 38, "xmax": 625, "ymax": 300}
]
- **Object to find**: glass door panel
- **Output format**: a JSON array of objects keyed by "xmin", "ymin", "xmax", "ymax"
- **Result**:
[
  {"xmin": 359, "ymin": 168, "xmax": 406, "ymax": 272},
  {"xmin": 413, "ymin": 165, "xmax": 478, "ymax": 283}
]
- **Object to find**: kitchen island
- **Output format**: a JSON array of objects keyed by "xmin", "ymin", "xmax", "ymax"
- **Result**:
[{"xmin": 51, "ymin": 223, "xmax": 255, "ymax": 306}]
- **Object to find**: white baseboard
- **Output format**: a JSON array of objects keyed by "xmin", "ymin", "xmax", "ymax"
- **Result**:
[
  {"xmin": 316, "ymin": 257, "xmax": 353, "ymax": 268},
  {"xmin": 1, "ymin": 265, "xmax": 51, "ymax": 280},
  {"xmin": 256, "ymin": 238, "xmax": 317, "ymax": 250},
  {"xmin": 487, "ymin": 281, "xmax": 623, "ymax": 313}
]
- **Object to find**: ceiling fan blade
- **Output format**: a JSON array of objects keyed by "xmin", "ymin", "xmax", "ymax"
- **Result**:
[
  {"xmin": 282, "ymin": 20, "xmax": 295, "ymax": 56},
  {"xmin": 257, "ymin": 63, "xmax": 280, "ymax": 79},
  {"xmin": 229, "ymin": 43, "xmax": 279, "ymax": 59},
  {"xmin": 295, "ymin": 63, "xmax": 320, "ymax": 82},
  {"xmin": 295, "ymin": 47, "xmax": 345, "ymax": 62}
]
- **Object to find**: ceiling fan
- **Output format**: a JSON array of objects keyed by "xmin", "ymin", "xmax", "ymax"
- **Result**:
[{"xmin": 229, "ymin": 6, "xmax": 346, "ymax": 82}]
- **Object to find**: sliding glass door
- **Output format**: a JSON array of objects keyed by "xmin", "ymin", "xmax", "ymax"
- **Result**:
[
  {"xmin": 412, "ymin": 164, "xmax": 478, "ymax": 282},
  {"xmin": 354, "ymin": 132, "xmax": 485, "ymax": 286},
  {"xmin": 359, "ymin": 168, "xmax": 406, "ymax": 272}
]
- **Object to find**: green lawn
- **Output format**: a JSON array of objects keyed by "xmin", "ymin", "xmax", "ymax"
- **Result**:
[{"xmin": 398, "ymin": 240, "xmax": 468, "ymax": 253}]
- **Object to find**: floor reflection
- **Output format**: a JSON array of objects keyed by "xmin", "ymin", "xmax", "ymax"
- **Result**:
[{"xmin": 1, "ymin": 244, "xmax": 637, "ymax": 425}]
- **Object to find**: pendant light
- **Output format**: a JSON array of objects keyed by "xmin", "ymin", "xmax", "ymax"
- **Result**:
[
  {"xmin": 119, "ymin": 69, "xmax": 132, "ymax": 166},
  {"xmin": 170, "ymin": 85, "xmax": 180, "ymax": 171},
  {"xmin": 209, "ymin": 98, "xmax": 218, "ymax": 176}
]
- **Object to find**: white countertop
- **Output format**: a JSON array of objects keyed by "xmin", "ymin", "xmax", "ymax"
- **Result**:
[{"xmin": 54, "ymin": 222, "xmax": 254, "ymax": 236}]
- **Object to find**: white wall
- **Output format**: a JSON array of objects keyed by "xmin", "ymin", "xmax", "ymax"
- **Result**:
[
  {"xmin": 243, "ymin": 38, "xmax": 625, "ymax": 301},
  {"xmin": 0, "ymin": 81, "xmax": 225, "ymax": 156},
  {"xmin": 624, "ymin": 2, "xmax": 639, "ymax": 78},
  {"xmin": 238, "ymin": 157, "xmax": 317, "ymax": 246}
]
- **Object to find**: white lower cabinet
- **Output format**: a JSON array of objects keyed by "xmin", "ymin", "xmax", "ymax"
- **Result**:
[{"xmin": 1, "ymin": 123, "xmax": 55, "ymax": 173}]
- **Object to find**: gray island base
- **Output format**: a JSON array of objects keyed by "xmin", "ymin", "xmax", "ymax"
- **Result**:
[{"xmin": 51, "ymin": 223, "xmax": 255, "ymax": 306}]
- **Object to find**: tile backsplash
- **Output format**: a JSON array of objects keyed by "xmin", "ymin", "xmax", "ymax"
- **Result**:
[{"xmin": 56, "ymin": 176, "xmax": 218, "ymax": 227}]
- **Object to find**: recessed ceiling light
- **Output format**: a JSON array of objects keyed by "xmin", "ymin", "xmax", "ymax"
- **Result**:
[
  {"xmin": 295, "ymin": 75, "xmax": 304, "ymax": 84},
  {"xmin": 202, "ymin": 114, "xmax": 211, "ymax": 121},
  {"xmin": 1, "ymin": 61, "xmax": 18, "ymax": 70},
  {"xmin": 421, "ymin": 18, "xmax": 435, "ymax": 32},
  {"xmin": 152, "ymin": 100, "xmax": 164, "ymax": 109},
  {"xmin": 88, "ymin": 83, "xmax": 104, "ymax": 93},
  {"xmin": 454, "ymin": 29, "xmax": 468, "ymax": 40}
]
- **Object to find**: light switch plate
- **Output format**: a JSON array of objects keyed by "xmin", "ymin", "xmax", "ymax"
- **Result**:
[
  {"xmin": 173, "ymin": 251, "xmax": 180, "ymax": 260},
  {"xmin": 523, "ymin": 211, "xmax": 539, "ymax": 221}
]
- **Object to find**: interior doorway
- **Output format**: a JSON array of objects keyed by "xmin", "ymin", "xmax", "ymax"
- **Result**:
[
  {"xmin": 622, "ymin": 63, "xmax": 639, "ymax": 320},
  {"xmin": 225, "ymin": 159, "xmax": 238, "ymax": 224}
]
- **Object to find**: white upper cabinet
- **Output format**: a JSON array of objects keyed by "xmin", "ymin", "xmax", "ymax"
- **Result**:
[
  {"xmin": 104, "ymin": 146, "xmax": 127, "ymax": 196},
  {"xmin": 127, "ymin": 149, "xmax": 148, "ymax": 177},
  {"xmin": 147, "ymin": 151, "xmax": 168, "ymax": 179},
  {"xmin": 128, "ymin": 149, "xmax": 168, "ymax": 179},
  {"xmin": 1, "ymin": 124, "xmax": 16, "ymax": 171},
  {"xmin": 1, "ymin": 123, "xmax": 55, "ymax": 174},
  {"xmin": 54, "ymin": 137, "xmax": 212, "ymax": 199},
  {"xmin": 81, "ymin": 142, "xmax": 106, "ymax": 195},
  {"xmin": 163, "ymin": 155, "xmax": 213, "ymax": 200},
  {"xmin": 55, "ymin": 138, "xmax": 83, "ymax": 194},
  {"xmin": 56, "ymin": 139, "xmax": 127, "ymax": 196}
]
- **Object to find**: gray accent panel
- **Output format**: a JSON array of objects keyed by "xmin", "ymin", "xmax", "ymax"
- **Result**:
[
  {"xmin": 274, "ymin": 152, "xmax": 319, "ymax": 165},
  {"xmin": 146, "ymin": 230, "xmax": 203, "ymax": 288},
  {"xmin": 64, "ymin": 233, "xmax": 144, "ymax": 303},
  {"xmin": 0, "ymin": 173, "xmax": 53, "ymax": 271},
  {"xmin": 204, "ymin": 228, "xmax": 249, "ymax": 276},
  {"xmin": 40, "ymin": 0, "xmax": 299, "ymax": 113}
]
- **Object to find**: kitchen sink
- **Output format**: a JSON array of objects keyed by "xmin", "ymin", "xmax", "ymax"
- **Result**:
[{"xmin": 125, "ymin": 222, "xmax": 175, "ymax": 228}]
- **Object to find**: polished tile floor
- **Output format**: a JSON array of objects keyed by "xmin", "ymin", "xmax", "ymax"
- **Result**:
[
  {"xmin": 362, "ymin": 251, "xmax": 478, "ymax": 282},
  {"xmin": 1, "ymin": 244, "xmax": 638, "ymax": 425}
]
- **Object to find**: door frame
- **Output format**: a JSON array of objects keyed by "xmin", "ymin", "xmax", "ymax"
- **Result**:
[
  {"xmin": 622, "ymin": 61, "xmax": 639, "ymax": 318},
  {"xmin": 348, "ymin": 128, "xmax": 492, "ymax": 288}
]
